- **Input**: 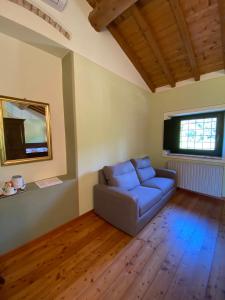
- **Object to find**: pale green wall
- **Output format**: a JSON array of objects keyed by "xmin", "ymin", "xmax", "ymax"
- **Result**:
[
  {"xmin": 149, "ymin": 76, "xmax": 225, "ymax": 167},
  {"xmin": 62, "ymin": 52, "xmax": 78, "ymax": 179},
  {"xmin": 74, "ymin": 53, "xmax": 151, "ymax": 214},
  {"xmin": 0, "ymin": 177, "xmax": 78, "ymax": 254}
]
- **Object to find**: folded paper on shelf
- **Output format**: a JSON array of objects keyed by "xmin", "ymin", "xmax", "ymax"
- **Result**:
[{"xmin": 35, "ymin": 177, "xmax": 63, "ymax": 189}]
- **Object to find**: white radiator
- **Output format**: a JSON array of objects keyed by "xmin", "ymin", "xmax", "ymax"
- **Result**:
[{"xmin": 167, "ymin": 160, "xmax": 224, "ymax": 197}]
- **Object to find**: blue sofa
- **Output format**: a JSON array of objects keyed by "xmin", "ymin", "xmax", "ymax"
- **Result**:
[{"xmin": 94, "ymin": 157, "xmax": 176, "ymax": 236}]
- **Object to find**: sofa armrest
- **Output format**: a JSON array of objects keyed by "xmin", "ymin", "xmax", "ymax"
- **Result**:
[
  {"xmin": 155, "ymin": 168, "xmax": 177, "ymax": 184},
  {"xmin": 93, "ymin": 184, "xmax": 139, "ymax": 235}
]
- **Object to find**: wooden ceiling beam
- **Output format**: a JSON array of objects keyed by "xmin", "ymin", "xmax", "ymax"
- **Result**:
[
  {"xmin": 109, "ymin": 23, "xmax": 155, "ymax": 92},
  {"xmin": 218, "ymin": 0, "xmax": 225, "ymax": 68},
  {"xmin": 131, "ymin": 5, "xmax": 176, "ymax": 87},
  {"xmin": 169, "ymin": 0, "xmax": 200, "ymax": 81},
  {"xmin": 87, "ymin": 0, "xmax": 154, "ymax": 91},
  {"xmin": 86, "ymin": 0, "xmax": 96, "ymax": 8},
  {"xmin": 88, "ymin": 0, "xmax": 138, "ymax": 32}
]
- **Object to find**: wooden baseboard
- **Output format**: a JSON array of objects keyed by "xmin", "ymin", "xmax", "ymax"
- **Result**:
[{"xmin": 0, "ymin": 209, "xmax": 94, "ymax": 260}]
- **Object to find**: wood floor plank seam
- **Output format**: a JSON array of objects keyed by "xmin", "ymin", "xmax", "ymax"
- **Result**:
[
  {"xmin": 184, "ymin": 202, "xmax": 222, "ymax": 300},
  {"xmin": 119, "ymin": 197, "xmax": 202, "ymax": 299},
  {"xmin": 122, "ymin": 194, "xmax": 208, "ymax": 300},
  {"xmin": 78, "ymin": 193, "xmax": 193, "ymax": 299},
  {"xmin": 1, "ymin": 218, "xmax": 107, "ymax": 285},
  {"xmin": 0, "ymin": 191, "xmax": 224, "ymax": 300},
  {"xmin": 89, "ymin": 194, "xmax": 200, "ymax": 299},
  {"xmin": 162, "ymin": 197, "xmax": 221, "ymax": 300},
  {"xmin": 29, "ymin": 229, "xmax": 126, "ymax": 300},
  {"xmin": 205, "ymin": 202, "xmax": 225, "ymax": 300},
  {"xmin": 3, "ymin": 224, "xmax": 120, "ymax": 299}
]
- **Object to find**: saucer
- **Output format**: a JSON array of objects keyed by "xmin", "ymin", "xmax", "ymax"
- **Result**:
[{"xmin": 3, "ymin": 189, "xmax": 17, "ymax": 196}]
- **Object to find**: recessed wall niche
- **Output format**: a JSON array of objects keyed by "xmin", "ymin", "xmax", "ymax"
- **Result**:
[
  {"xmin": 0, "ymin": 16, "xmax": 76, "ymax": 183},
  {"xmin": 0, "ymin": 17, "xmax": 79, "ymax": 255}
]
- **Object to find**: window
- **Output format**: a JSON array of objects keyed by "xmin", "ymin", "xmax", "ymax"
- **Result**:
[
  {"xmin": 179, "ymin": 118, "xmax": 217, "ymax": 151},
  {"xmin": 163, "ymin": 111, "xmax": 224, "ymax": 157}
]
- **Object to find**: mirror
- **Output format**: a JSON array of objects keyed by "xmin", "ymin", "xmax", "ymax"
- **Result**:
[{"xmin": 0, "ymin": 96, "xmax": 52, "ymax": 166}]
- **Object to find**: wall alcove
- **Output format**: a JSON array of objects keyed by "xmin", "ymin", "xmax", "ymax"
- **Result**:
[{"xmin": 0, "ymin": 16, "xmax": 79, "ymax": 254}]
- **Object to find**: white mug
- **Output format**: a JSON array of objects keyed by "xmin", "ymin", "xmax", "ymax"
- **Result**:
[{"xmin": 11, "ymin": 175, "xmax": 26, "ymax": 190}]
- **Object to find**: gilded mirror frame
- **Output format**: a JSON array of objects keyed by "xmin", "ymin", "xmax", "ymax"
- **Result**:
[{"xmin": 0, "ymin": 95, "xmax": 52, "ymax": 166}]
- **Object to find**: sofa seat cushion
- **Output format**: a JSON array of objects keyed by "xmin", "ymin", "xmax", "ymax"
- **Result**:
[
  {"xmin": 103, "ymin": 160, "xmax": 140, "ymax": 190},
  {"xmin": 131, "ymin": 156, "xmax": 156, "ymax": 183},
  {"xmin": 129, "ymin": 186, "xmax": 162, "ymax": 217},
  {"xmin": 142, "ymin": 177, "xmax": 175, "ymax": 195}
]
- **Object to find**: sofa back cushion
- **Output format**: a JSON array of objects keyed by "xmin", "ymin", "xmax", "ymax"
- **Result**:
[
  {"xmin": 131, "ymin": 156, "xmax": 156, "ymax": 183},
  {"xmin": 103, "ymin": 160, "xmax": 140, "ymax": 190}
]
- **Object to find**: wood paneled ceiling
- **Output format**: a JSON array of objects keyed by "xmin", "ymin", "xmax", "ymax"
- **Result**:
[{"xmin": 86, "ymin": 0, "xmax": 225, "ymax": 92}]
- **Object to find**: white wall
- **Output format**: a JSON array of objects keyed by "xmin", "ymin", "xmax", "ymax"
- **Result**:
[
  {"xmin": 0, "ymin": 32, "xmax": 67, "ymax": 183},
  {"xmin": 149, "ymin": 76, "xmax": 225, "ymax": 167},
  {"xmin": 74, "ymin": 54, "xmax": 151, "ymax": 214},
  {"xmin": 0, "ymin": 0, "xmax": 148, "ymax": 90}
]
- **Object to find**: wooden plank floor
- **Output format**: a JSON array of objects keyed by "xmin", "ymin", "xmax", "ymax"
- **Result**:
[{"xmin": 0, "ymin": 190, "xmax": 225, "ymax": 300}]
